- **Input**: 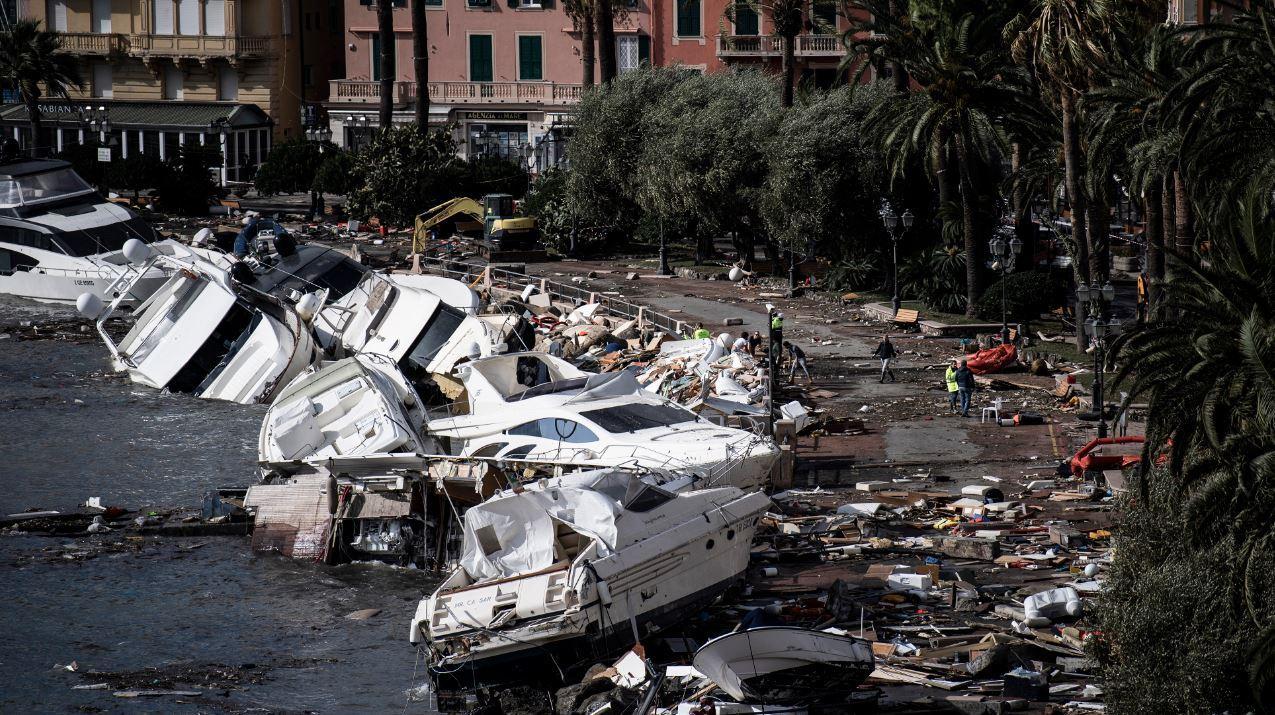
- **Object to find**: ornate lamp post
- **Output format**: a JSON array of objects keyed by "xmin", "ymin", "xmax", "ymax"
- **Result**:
[
  {"xmin": 1077, "ymin": 280, "xmax": 1118, "ymax": 437},
  {"xmin": 988, "ymin": 229, "xmax": 1024, "ymax": 342},
  {"xmin": 879, "ymin": 205, "xmax": 914, "ymax": 314},
  {"xmin": 302, "ymin": 123, "xmax": 332, "ymax": 220}
]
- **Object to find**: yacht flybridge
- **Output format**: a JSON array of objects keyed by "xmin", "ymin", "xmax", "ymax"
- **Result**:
[
  {"xmin": 0, "ymin": 158, "xmax": 173, "ymax": 306},
  {"xmin": 409, "ymin": 468, "xmax": 771, "ymax": 677},
  {"xmin": 79, "ymin": 240, "xmax": 319, "ymax": 404},
  {"xmin": 426, "ymin": 352, "xmax": 779, "ymax": 490}
]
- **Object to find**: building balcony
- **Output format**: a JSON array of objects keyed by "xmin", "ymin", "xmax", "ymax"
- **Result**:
[
  {"xmin": 716, "ymin": 33, "xmax": 846, "ymax": 58},
  {"xmin": 329, "ymin": 80, "xmax": 585, "ymax": 107},
  {"xmin": 55, "ymin": 32, "xmax": 130, "ymax": 55},
  {"xmin": 127, "ymin": 34, "xmax": 278, "ymax": 61}
]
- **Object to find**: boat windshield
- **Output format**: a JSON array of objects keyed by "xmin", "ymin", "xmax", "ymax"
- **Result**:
[
  {"xmin": 0, "ymin": 168, "xmax": 94, "ymax": 208},
  {"xmin": 253, "ymin": 248, "xmax": 369, "ymax": 301},
  {"xmin": 169, "ymin": 302, "xmax": 259, "ymax": 394},
  {"xmin": 403, "ymin": 304, "xmax": 467, "ymax": 377},
  {"xmin": 53, "ymin": 217, "xmax": 157, "ymax": 257},
  {"xmin": 580, "ymin": 403, "xmax": 699, "ymax": 433}
]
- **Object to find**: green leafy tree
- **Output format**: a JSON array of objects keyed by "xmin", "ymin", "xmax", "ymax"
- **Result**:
[
  {"xmin": 155, "ymin": 144, "xmax": 221, "ymax": 215},
  {"xmin": 522, "ymin": 166, "xmax": 574, "ymax": 254},
  {"xmin": 458, "ymin": 155, "xmax": 529, "ymax": 200},
  {"xmin": 108, "ymin": 153, "xmax": 167, "ymax": 202},
  {"xmin": 346, "ymin": 126, "xmax": 467, "ymax": 227},
  {"xmin": 0, "ymin": 19, "xmax": 82, "ymax": 157},
  {"xmin": 54, "ymin": 140, "xmax": 109, "ymax": 189}
]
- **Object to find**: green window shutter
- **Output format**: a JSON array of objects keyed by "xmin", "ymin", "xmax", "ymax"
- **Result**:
[
  {"xmin": 519, "ymin": 36, "xmax": 543, "ymax": 80},
  {"xmin": 371, "ymin": 34, "xmax": 395, "ymax": 80},
  {"xmin": 638, "ymin": 33, "xmax": 650, "ymax": 64},
  {"xmin": 469, "ymin": 35, "xmax": 493, "ymax": 81},
  {"xmin": 734, "ymin": 3, "xmax": 758, "ymax": 35},
  {"xmin": 676, "ymin": 0, "xmax": 700, "ymax": 37},
  {"xmin": 423, "ymin": 0, "xmax": 442, "ymax": 6}
]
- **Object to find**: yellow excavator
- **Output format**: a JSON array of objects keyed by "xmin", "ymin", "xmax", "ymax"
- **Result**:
[{"xmin": 412, "ymin": 194, "xmax": 543, "ymax": 261}]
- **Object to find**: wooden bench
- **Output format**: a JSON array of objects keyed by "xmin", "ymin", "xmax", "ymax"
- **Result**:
[{"xmin": 893, "ymin": 308, "xmax": 920, "ymax": 325}]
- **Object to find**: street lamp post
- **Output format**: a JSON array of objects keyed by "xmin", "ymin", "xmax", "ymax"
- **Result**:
[
  {"xmin": 1076, "ymin": 280, "xmax": 1118, "ymax": 437},
  {"xmin": 988, "ymin": 229, "xmax": 1024, "ymax": 343},
  {"xmin": 879, "ymin": 205, "xmax": 914, "ymax": 314},
  {"xmin": 78, "ymin": 105, "xmax": 111, "ymax": 192},
  {"xmin": 303, "ymin": 123, "xmax": 333, "ymax": 221},
  {"xmin": 658, "ymin": 216, "xmax": 671, "ymax": 276}
]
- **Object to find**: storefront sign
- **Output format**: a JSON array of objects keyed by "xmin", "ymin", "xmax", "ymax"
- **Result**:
[
  {"xmin": 464, "ymin": 112, "xmax": 528, "ymax": 121},
  {"xmin": 96, "ymin": 147, "xmax": 111, "ymax": 162}
]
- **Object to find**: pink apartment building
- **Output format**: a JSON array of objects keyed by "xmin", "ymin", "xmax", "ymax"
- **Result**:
[{"xmin": 328, "ymin": 0, "xmax": 653, "ymax": 166}]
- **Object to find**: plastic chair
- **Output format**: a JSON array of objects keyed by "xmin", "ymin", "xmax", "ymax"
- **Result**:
[{"xmin": 981, "ymin": 397, "xmax": 1004, "ymax": 424}]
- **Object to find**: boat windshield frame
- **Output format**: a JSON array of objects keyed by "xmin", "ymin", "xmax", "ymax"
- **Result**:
[{"xmin": 0, "ymin": 168, "xmax": 95, "ymax": 209}]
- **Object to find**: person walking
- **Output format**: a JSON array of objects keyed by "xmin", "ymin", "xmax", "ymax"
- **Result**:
[
  {"xmin": 955, "ymin": 359, "xmax": 975, "ymax": 417},
  {"xmin": 769, "ymin": 311, "xmax": 784, "ymax": 373},
  {"xmin": 783, "ymin": 341, "xmax": 811, "ymax": 383},
  {"xmin": 945, "ymin": 359, "xmax": 960, "ymax": 413},
  {"xmin": 872, "ymin": 335, "xmax": 898, "ymax": 383}
]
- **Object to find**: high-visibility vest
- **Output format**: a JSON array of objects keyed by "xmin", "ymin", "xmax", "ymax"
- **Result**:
[
  {"xmin": 693, "ymin": 328, "xmax": 711, "ymax": 339},
  {"xmin": 771, "ymin": 317, "xmax": 783, "ymax": 330},
  {"xmin": 945, "ymin": 367, "xmax": 959, "ymax": 392}
]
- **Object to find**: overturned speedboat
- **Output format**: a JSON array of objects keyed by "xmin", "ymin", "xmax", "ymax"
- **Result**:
[
  {"xmin": 258, "ymin": 353, "xmax": 434, "ymax": 471},
  {"xmin": 409, "ymin": 469, "xmax": 771, "ymax": 678},
  {"xmin": 426, "ymin": 352, "xmax": 778, "ymax": 490},
  {"xmin": 692, "ymin": 627, "xmax": 876, "ymax": 704},
  {"xmin": 78, "ymin": 240, "xmax": 319, "ymax": 404}
]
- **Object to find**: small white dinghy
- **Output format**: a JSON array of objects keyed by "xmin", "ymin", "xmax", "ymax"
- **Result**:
[
  {"xmin": 692, "ymin": 627, "xmax": 876, "ymax": 703},
  {"xmin": 258, "ymin": 353, "xmax": 433, "ymax": 471}
]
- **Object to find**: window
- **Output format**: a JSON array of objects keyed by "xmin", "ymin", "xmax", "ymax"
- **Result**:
[
  {"xmin": 92, "ymin": 0, "xmax": 112, "ymax": 33},
  {"xmin": 469, "ymin": 34, "xmax": 493, "ymax": 82},
  {"xmin": 164, "ymin": 64, "xmax": 184, "ymax": 100},
  {"xmin": 580, "ymin": 403, "xmax": 698, "ymax": 433},
  {"xmin": 177, "ymin": 0, "xmax": 200, "ymax": 35},
  {"xmin": 518, "ymin": 35, "xmax": 543, "ymax": 81},
  {"xmin": 422, "ymin": 0, "xmax": 443, "ymax": 6},
  {"xmin": 46, "ymin": 0, "xmax": 67, "ymax": 31},
  {"xmin": 152, "ymin": 0, "xmax": 174, "ymax": 34},
  {"xmin": 1184, "ymin": 0, "xmax": 1198, "ymax": 23},
  {"xmin": 403, "ymin": 304, "xmax": 467, "ymax": 376},
  {"xmin": 0, "ymin": 248, "xmax": 38, "ymax": 275},
  {"xmin": 508, "ymin": 418, "xmax": 599, "ymax": 444},
  {"xmin": 371, "ymin": 34, "xmax": 396, "ymax": 81},
  {"xmin": 467, "ymin": 0, "xmax": 491, "ymax": 6},
  {"xmin": 0, "ymin": 227, "xmax": 58, "ymax": 253},
  {"xmin": 734, "ymin": 1, "xmax": 758, "ymax": 35},
  {"xmin": 92, "ymin": 64, "xmax": 113, "ymax": 99},
  {"xmin": 617, "ymin": 36, "xmax": 639, "ymax": 74},
  {"xmin": 675, "ymin": 0, "xmax": 700, "ymax": 37},
  {"xmin": 218, "ymin": 67, "xmax": 238, "ymax": 100},
  {"xmin": 205, "ymin": 0, "xmax": 226, "ymax": 36}
]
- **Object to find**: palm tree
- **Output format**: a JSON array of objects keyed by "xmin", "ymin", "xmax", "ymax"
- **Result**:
[
  {"xmin": 0, "ymin": 19, "xmax": 82, "ymax": 158},
  {"xmin": 595, "ymin": 0, "xmax": 617, "ymax": 84},
  {"xmin": 847, "ymin": 1, "xmax": 1040, "ymax": 314},
  {"xmin": 565, "ymin": 0, "xmax": 596, "ymax": 87},
  {"xmin": 726, "ymin": 0, "xmax": 806, "ymax": 107},
  {"xmin": 412, "ymin": 0, "xmax": 429, "ymax": 131},
  {"xmin": 376, "ymin": 0, "xmax": 395, "ymax": 128}
]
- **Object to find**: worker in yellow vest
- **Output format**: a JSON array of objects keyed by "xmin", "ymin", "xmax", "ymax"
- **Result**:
[
  {"xmin": 945, "ymin": 359, "xmax": 960, "ymax": 413},
  {"xmin": 692, "ymin": 322, "xmax": 712, "ymax": 340}
]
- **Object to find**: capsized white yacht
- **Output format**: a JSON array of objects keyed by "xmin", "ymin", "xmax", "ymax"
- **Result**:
[
  {"xmin": 314, "ymin": 271, "xmax": 513, "ymax": 396},
  {"xmin": 0, "ymin": 158, "xmax": 175, "ymax": 306},
  {"xmin": 258, "ymin": 353, "xmax": 435, "ymax": 471},
  {"xmin": 409, "ymin": 468, "xmax": 771, "ymax": 677},
  {"xmin": 78, "ymin": 240, "xmax": 319, "ymax": 404},
  {"xmin": 426, "ymin": 352, "xmax": 779, "ymax": 490}
]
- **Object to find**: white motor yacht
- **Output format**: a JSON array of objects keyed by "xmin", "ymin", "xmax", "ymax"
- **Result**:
[
  {"xmin": 314, "ymin": 271, "xmax": 510, "ymax": 394},
  {"xmin": 78, "ymin": 240, "xmax": 319, "ymax": 404},
  {"xmin": 426, "ymin": 352, "xmax": 779, "ymax": 490},
  {"xmin": 0, "ymin": 158, "xmax": 173, "ymax": 306},
  {"xmin": 258, "ymin": 353, "xmax": 434, "ymax": 471},
  {"xmin": 409, "ymin": 469, "xmax": 771, "ymax": 678}
]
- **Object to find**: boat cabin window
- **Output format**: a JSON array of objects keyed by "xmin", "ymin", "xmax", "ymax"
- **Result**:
[
  {"xmin": 0, "ymin": 248, "xmax": 38, "ymax": 274},
  {"xmin": 474, "ymin": 525, "xmax": 503, "ymax": 556},
  {"xmin": 471, "ymin": 442, "xmax": 508, "ymax": 458},
  {"xmin": 403, "ymin": 303, "xmax": 467, "ymax": 374},
  {"xmin": 581, "ymin": 403, "xmax": 698, "ymax": 433},
  {"xmin": 0, "ymin": 226, "xmax": 60, "ymax": 253},
  {"xmin": 507, "ymin": 418, "xmax": 599, "ymax": 444},
  {"xmin": 167, "ymin": 302, "xmax": 258, "ymax": 394},
  {"xmin": 257, "ymin": 249, "xmax": 368, "ymax": 301},
  {"xmin": 0, "ymin": 168, "xmax": 94, "ymax": 208},
  {"xmin": 622, "ymin": 481, "xmax": 676, "ymax": 513},
  {"xmin": 52, "ymin": 217, "xmax": 157, "ymax": 257},
  {"xmin": 501, "ymin": 444, "xmax": 537, "ymax": 460}
]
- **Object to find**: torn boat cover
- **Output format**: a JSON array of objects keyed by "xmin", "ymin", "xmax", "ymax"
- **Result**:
[{"xmin": 692, "ymin": 626, "xmax": 876, "ymax": 702}]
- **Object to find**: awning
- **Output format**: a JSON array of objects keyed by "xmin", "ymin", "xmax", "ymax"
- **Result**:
[{"xmin": 0, "ymin": 100, "xmax": 272, "ymax": 131}]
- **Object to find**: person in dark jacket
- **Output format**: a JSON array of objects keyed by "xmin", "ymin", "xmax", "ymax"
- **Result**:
[
  {"xmin": 872, "ymin": 335, "xmax": 898, "ymax": 382},
  {"xmin": 955, "ymin": 360, "xmax": 976, "ymax": 417}
]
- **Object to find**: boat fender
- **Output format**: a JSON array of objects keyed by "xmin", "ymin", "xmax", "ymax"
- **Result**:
[
  {"xmin": 123, "ymin": 238, "xmax": 152, "ymax": 266},
  {"xmin": 76, "ymin": 292, "xmax": 105, "ymax": 320},
  {"xmin": 274, "ymin": 233, "xmax": 297, "ymax": 257},
  {"xmin": 230, "ymin": 261, "xmax": 256, "ymax": 285},
  {"xmin": 327, "ymin": 475, "xmax": 339, "ymax": 515},
  {"xmin": 295, "ymin": 292, "xmax": 324, "ymax": 323}
]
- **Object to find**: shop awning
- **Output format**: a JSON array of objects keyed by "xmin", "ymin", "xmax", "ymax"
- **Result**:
[{"xmin": 0, "ymin": 100, "xmax": 272, "ymax": 132}]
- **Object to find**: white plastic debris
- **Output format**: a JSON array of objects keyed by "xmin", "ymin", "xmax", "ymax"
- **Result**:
[{"xmin": 1021, "ymin": 587, "xmax": 1082, "ymax": 627}]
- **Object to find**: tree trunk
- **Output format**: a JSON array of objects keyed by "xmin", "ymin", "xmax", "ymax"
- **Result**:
[
  {"xmin": 1011, "ymin": 143, "xmax": 1035, "ymax": 273},
  {"xmin": 1173, "ymin": 169, "xmax": 1192, "ymax": 256},
  {"xmin": 581, "ymin": 9, "xmax": 596, "ymax": 88},
  {"xmin": 1060, "ymin": 90, "xmax": 1089, "ymax": 286},
  {"xmin": 412, "ymin": 0, "xmax": 429, "ymax": 131},
  {"xmin": 781, "ymin": 34, "xmax": 795, "ymax": 108},
  {"xmin": 594, "ymin": 0, "xmax": 616, "ymax": 84},
  {"xmin": 887, "ymin": 0, "xmax": 907, "ymax": 91},
  {"xmin": 377, "ymin": 1, "xmax": 395, "ymax": 129},
  {"xmin": 1087, "ymin": 199, "xmax": 1108, "ymax": 283},
  {"xmin": 954, "ymin": 132, "xmax": 981, "ymax": 317},
  {"xmin": 1144, "ymin": 181, "xmax": 1163, "ymax": 310},
  {"xmin": 935, "ymin": 126, "xmax": 955, "ymax": 211},
  {"xmin": 24, "ymin": 83, "xmax": 42, "ymax": 158}
]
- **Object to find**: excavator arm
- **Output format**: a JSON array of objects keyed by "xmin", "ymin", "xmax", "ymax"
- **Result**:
[{"xmin": 412, "ymin": 197, "xmax": 485, "ymax": 254}]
